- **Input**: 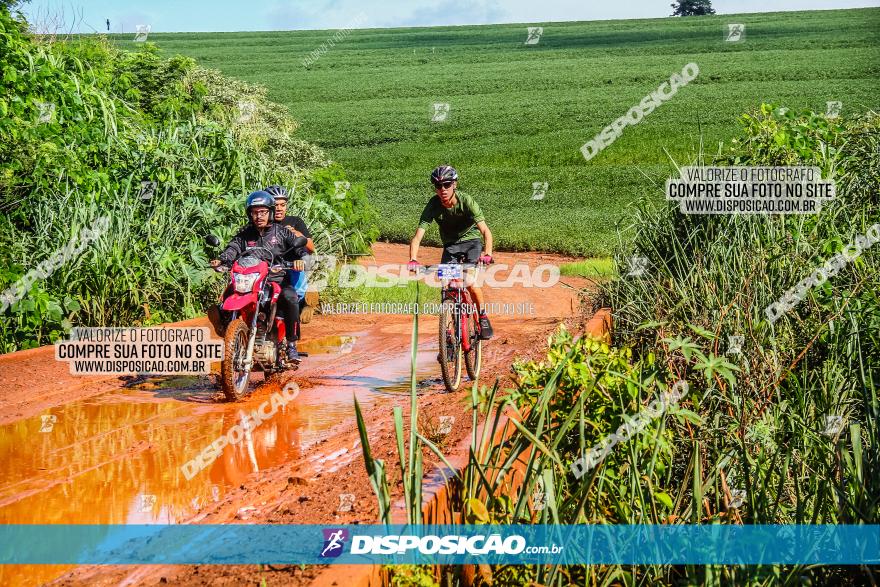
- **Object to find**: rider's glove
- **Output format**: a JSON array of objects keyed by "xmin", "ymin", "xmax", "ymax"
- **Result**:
[
  {"xmin": 407, "ymin": 260, "xmax": 421, "ymax": 273},
  {"xmin": 479, "ymin": 254, "xmax": 493, "ymax": 265},
  {"xmin": 210, "ymin": 259, "xmax": 229, "ymax": 273}
]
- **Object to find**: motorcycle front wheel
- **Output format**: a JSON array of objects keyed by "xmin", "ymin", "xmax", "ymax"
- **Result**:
[{"xmin": 221, "ymin": 318, "xmax": 251, "ymax": 401}]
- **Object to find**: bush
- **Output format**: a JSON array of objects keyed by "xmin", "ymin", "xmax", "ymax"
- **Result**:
[
  {"xmin": 0, "ymin": 8, "xmax": 377, "ymax": 352},
  {"xmin": 454, "ymin": 106, "xmax": 878, "ymax": 585}
]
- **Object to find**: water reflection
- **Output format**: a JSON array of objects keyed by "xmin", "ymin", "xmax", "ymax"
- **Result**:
[{"xmin": 0, "ymin": 388, "xmax": 309, "ymax": 525}]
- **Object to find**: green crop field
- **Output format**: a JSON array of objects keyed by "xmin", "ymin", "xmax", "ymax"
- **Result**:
[{"xmin": 115, "ymin": 8, "xmax": 880, "ymax": 256}]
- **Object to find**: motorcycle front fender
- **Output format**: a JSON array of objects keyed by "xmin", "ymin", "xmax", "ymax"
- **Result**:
[{"xmin": 222, "ymin": 292, "xmax": 257, "ymax": 311}]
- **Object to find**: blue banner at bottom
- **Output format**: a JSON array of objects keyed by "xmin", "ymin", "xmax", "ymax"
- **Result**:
[{"xmin": 0, "ymin": 525, "xmax": 877, "ymax": 565}]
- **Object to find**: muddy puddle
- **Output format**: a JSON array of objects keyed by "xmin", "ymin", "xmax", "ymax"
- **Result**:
[
  {"xmin": 0, "ymin": 333, "xmax": 441, "ymax": 585},
  {"xmin": 0, "ymin": 334, "xmax": 430, "ymax": 526},
  {"xmin": 298, "ymin": 334, "xmax": 357, "ymax": 356}
]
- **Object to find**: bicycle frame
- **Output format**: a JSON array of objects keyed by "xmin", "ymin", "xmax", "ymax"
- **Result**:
[
  {"xmin": 438, "ymin": 262, "xmax": 480, "ymax": 352},
  {"xmin": 440, "ymin": 282, "xmax": 468, "ymax": 352},
  {"xmin": 422, "ymin": 258, "xmax": 484, "ymax": 392}
]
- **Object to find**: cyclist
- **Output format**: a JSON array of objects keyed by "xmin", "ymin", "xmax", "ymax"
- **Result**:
[
  {"xmin": 408, "ymin": 165, "xmax": 494, "ymax": 339},
  {"xmin": 264, "ymin": 185, "xmax": 319, "ymax": 323},
  {"xmin": 209, "ymin": 190, "xmax": 306, "ymax": 363}
]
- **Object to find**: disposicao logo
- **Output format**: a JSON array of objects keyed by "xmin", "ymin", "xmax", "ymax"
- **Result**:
[
  {"xmin": 350, "ymin": 534, "xmax": 527, "ymax": 555},
  {"xmin": 320, "ymin": 528, "xmax": 350, "ymax": 558}
]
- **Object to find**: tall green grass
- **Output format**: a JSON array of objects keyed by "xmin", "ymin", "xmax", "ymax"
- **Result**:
[
  {"xmin": 0, "ymin": 9, "xmax": 377, "ymax": 352},
  {"xmin": 489, "ymin": 107, "xmax": 878, "ymax": 583}
]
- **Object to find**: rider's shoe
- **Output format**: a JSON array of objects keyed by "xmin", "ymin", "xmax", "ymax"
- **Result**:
[
  {"xmin": 479, "ymin": 313, "xmax": 493, "ymax": 340},
  {"xmin": 299, "ymin": 301, "xmax": 314, "ymax": 325},
  {"xmin": 287, "ymin": 341, "xmax": 302, "ymax": 364},
  {"xmin": 207, "ymin": 305, "xmax": 226, "ymax": 337},
  {"xmin": 300, "ymin": 290, "xmax": 319, "ymax": 324}
]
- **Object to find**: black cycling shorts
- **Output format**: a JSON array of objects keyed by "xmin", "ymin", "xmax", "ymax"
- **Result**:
[{"xmin": 441, "ymin": 238, "xmax": 482, "ymax": 264}]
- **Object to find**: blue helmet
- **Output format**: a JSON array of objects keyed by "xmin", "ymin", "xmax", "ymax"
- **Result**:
[{"xmin": 245, "ymin": 190, "xmax": 276, "ymax": 221}]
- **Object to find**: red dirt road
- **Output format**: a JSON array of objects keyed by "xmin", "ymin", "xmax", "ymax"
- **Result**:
[{"xmin": 0, "ymin": 243, "xmax": 598, "ymax": 587}]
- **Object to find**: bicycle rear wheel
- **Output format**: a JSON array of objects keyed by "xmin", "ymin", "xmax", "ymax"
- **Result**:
[
  {"xmin": 438, "ymin": 301, "xmax": 462, "ymax": 392},
  {"xmin": 464, "ymin": 303, "xmax": 482, "ymax": 381}
]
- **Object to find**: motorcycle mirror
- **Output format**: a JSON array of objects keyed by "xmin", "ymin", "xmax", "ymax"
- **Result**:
[{"xmin": 205, "ymin": 234, "xmax": 221, "ymax": 247}]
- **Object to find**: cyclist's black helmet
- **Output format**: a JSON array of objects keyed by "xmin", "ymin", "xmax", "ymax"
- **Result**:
[
  {"xmin": 430, "ymin": 165, "xmax": 458, "ymax": 185},
  {"xmin": 245, "ymin": 190, "xmax": 276, "ymax": 221},
  {"xmin": 264, "ymin": 185, "xmax": 288, "ymax": 201}
]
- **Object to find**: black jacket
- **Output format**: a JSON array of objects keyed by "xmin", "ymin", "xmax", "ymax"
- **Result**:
[
  {"xmin": 277, "ymin": 215, "xmax": 311, "ymax": 239},
  {"xmin": 218, "ymin": 223, "xmax": 303, "ymax": 267},
  {"xmin": 276, "ymin": 215, "xmax": 312, "ymax": 262}
]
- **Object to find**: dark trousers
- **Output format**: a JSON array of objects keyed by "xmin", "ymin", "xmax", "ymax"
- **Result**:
[{"xmin": 277, "ymin": 286, "xmax": 300, "ymax": 341}]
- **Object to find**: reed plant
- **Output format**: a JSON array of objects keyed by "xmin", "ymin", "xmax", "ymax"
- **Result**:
[{"xmin": 356, "ymin": 106, "xmax": 878, "ymax": 586}]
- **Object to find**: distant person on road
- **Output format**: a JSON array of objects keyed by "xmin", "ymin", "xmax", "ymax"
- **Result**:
[
  {"xmin": 264, "ymin": 185, "xmax": 318, "ymax": 323},
  {"xmin": 408, "ymin": 165, "xmax": 494, "ymax": 339}
]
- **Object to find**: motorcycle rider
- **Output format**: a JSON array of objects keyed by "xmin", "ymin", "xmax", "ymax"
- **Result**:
[
  {"xmin": 209, "ymin": 190, "xmax": 307, "ymax": 363},
  {"xmin": 264, "ymin": 185, "xmax": 319, "ymax": 323}
]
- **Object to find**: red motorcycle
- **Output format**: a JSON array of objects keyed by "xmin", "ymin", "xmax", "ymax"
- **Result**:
[{"xmin": 206, "ymin": 235, "xmax": 308, "ymax": 401}]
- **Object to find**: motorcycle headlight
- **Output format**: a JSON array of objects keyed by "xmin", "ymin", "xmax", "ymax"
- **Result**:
[{"xmin": 234, "ymin": 273, "xmax": 259, "ymax": 294}]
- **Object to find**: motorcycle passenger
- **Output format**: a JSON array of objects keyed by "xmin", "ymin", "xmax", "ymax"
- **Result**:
[
  {"xmin": 264, "ymin": 185, "xmax": 318, "ymax": 323},
  {"xmin": 209, "ymin": 190, "xmax": 306, "ymax": 363}
]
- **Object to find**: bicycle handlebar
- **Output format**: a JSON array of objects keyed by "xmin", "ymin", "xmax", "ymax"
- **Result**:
[{"xmin": 418, "ymin": 262, "xmax": 481, "ymax": 272}]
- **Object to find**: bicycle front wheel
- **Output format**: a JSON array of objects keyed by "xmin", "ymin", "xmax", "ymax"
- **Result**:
[{"xmin": 438, "ymin": 302, "xmax": 463, "ymax": 392}]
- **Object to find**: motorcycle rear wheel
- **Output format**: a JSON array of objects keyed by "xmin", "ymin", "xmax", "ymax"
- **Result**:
[{"xmin": 221, "ymin": 318, "xmax": 251, "ymax": 401}]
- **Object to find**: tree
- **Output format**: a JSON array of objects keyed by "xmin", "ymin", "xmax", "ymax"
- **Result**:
[
  {"xmin": 1, "ymin": 0, "xmax": 29, "ymax": 11},
  {"xmin": 671, "ymin": 0, "xmax": 715, "ymax": 16}
]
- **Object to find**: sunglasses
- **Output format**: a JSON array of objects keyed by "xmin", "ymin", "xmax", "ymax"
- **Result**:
[{"xmin": 433, "ymin": 181, "xmax": 455, "ymax": 189}]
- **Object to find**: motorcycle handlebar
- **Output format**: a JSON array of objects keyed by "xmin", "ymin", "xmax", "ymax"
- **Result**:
[
  {"xmin": 215, "ymin": 239, "xmax": 309, "ymax": 269},
  {"xmin": 212, "ymin": 259, "xmax": 300, "ymax": 274}
]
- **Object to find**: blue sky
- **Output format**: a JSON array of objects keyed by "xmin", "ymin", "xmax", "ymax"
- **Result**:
[{"xmin": 21, "ymin": 0, "xmax": 880, "ymax": 33}]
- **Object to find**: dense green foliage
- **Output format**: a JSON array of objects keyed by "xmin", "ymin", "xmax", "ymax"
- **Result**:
[
  {"xmin": 603, "ymin": 103, "xmax": 879, "ymax": 515},
  {"xmin": 130, "ymin": 8, "xmax": 879, "ymax": 255},
  {"xmin": 0, "ymin": 9, "xmax": 377, "ymax": 352},
  {"xmin": 466, "ymin": 108, "xmax": 879, "ymax": 585},
  {"xmin": 357, "ymin": 106, "xmax": 879, "ymax": 586}
]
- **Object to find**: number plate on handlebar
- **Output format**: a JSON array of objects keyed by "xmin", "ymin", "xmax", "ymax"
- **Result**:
[{"xmin": 437, "ymin": 264, "xmax": 463, "ymax": 280}]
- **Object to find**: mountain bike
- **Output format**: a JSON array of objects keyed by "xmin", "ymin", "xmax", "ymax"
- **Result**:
[{"xmin": 424, "ymin": 254, "xmax": 483, "ymax": 392}]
